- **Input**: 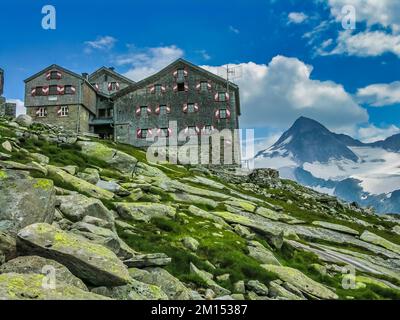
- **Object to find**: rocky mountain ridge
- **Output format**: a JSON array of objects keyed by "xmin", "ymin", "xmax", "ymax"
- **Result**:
[{"xmin": 1, "ymin": 115, "xmax": 400, "ymax": 300}]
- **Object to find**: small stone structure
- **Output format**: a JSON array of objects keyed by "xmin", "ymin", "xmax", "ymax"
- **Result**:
[{"xmin": 0, "ymin": 68, "xmax": 16, "ymax": 118}]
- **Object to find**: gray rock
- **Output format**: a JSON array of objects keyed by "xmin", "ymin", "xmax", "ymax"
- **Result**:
[
  {"xmin": 91, "ymin": 279, "xmax": 168, "ymax": 300},
  {"xmin": 115, "ymin": 202, "xmax": 176, "ymax": 223},
  {"xmin": 233, "ymin": 280, "xmax": 246, "ymax": 294},
  {"xmin": 17, "ymin": 223, "xmax": 131, "ymax": 287},
  {"xmin": 15, "ymin": 114, "xmax": 32, "ymax": 127},
  {"xmin": 1, "ymin": 141, "xmax": 12, "ymax": 153},
  {"xmin": 247, "ymin": 241, "xmax": 281, "ymax": 265},
  {"xmin": 189, "ymin": 263, "xmax": 231, "ymax": 296},
  {"xmin": 0, "ymin": 256, "xmax": 87, "ymax": 291},
  {"xmin": 133, "ymin": 267, "xmax": 195, "ymax": 300},
  {"xmin": 124, "ymin": 253, "xmax": 171, "ymax": 268},
  {"xmin": 246, "ymin": 280, "xmax": 269, "ymax": 296},
  {"xmin": 0, "ymin": 232, "xmax": 17, "ymax": 264},
  {"xmin": 182, "ymin": 237, "xmax": 199, "ymax": 252},
  {"xmin": 57, "ymin": 194, "xmax": 114, "ymax": 223},
  {"xmin": 0, "ymin": 273, "xmax": 110, "ymax": 300},
  {"xmin": 0, "ymin": 169, "xmax": 55, "ymax": 234}
]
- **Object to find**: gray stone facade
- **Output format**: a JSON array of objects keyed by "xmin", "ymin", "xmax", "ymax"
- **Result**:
[
  {"xmin": 24, "ymin": 59, "xmax": 241, "ymax": 164},
  {"xmin": 0, "ymin": 68, "xmax": 16, "ymax": 118}
]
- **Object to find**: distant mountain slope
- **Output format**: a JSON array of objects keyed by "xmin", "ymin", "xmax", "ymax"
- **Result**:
[
  {"xmin": 257, "ymin": 117, "xmax": 359, "ymax": 164},
  {"xmin": 255, "ymin": 117, "xmax": 400, "ymax": 214}
]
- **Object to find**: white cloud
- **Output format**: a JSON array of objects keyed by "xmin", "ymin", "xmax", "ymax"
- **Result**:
[
  {"xmin": 116, "ymin": 45, "xmax": 184, "ymax": 81},
  {"xmin": 357, "ymin": 81, "xmax": 400, "ymax": 107},
  {"xmin": 357, "ymin": 124, "xmax": 400, "ymax": 143},
  {"xmin": 319, "ymin": 30, "xmax": 400, "ymax": 57},
  {"xmin": 229, "ymin": 25, "xmax": 240, "ymax": 34},
  {"xmin": 6, "ymin": 99, "xmax": 25, "ymax": 116},
  {"xmin": 196, "ymin": 50, "xmax": 211, "ymax": 61},
  {"xmin": 327, "ymin": 0, "xmax": 400, "ymax": 31},
  {"xmin": 288, "ymin": 12, "xmax": 308, "ymax": 24},
  {"xmin": 84, "ymin": 36, "xmax": 117, "ymax": 53},
  {"xmin": 202, "ymin": 56, "xmax": 368, "ymax": 133}
]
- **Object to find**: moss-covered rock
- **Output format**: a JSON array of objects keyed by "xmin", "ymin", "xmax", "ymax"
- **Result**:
[
  {"xmin": 312, "ymin": 221, "xmax": 359, "ymax": 236},
  {"xmin": 17, "ymin": 223, "xmax": 131, "ymax": 286},
  {"xmin": 91, "ymin": 279, "xmax": 168, "ymax": 300},
  {"xmin": 77, "ymin": 141, "xmax": 138, "ymax": 174},
  {"xmin": 0, "ymin": 256, "xmax": 87, "ymax": 291},
  {"xmin": 360, "ymin": 230, "xmax": 400, "ymax": 254},
  {"xmin": 47, "ymin": 165, "xmax": 114, "ymax": 200},
  {"xmin": 115, "ymin": 202, "xmax": 176, "ymax": 223},
  {"xmin": 0, "ymin": 169, "xmax": 55, "ymax": 233},
  {"xmin": 170, "ymin": 192, "xmax": 218, "ymax": 209},
  {"xmin": 261, "ymin": 264, "xmax": 338, "ymax": 299},
  {"xmin": 0, "ymin": 273, "xmax": 110, "ymax": 300}
]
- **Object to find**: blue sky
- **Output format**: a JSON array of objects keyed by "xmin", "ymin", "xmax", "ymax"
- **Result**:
[{"xmin": 1, "ymin": 0, "xmax": 400, "ymax": 149}]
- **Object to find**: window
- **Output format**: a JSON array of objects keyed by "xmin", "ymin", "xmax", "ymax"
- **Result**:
[
  {"xmin": 60, "ymin": 106, "xmax": 69, "ymax": 117},
  {"xmin": 140, "ymin": 106, "xmax": 148, "ymax": 116},
  {"xmin": 177, "ymin": 83, "xmax": 185, "ymax": 92},
  {"xmin": 219, "ymin": 109, "xmax": 227, "ymax": 119},
  {"xmin": 154, "ymin": 84, "xmax": 162, "ymax": 94},
  {"xmin": 140, "ymin": 129, "xmax": 148, "ymax": 139},
  {"xmin": 187, "ymin": 103, "xmax": 195, "ymax": 113},
  {"xmin": 98, "ymin": 109, "xmax": 106, "ymax": 118},
  {"xmin": 187, "ymin": 126, "xmax": 197, "ymax": 135},
  {"xmin": 159, "ymin": 105, "xmax": 167, "ymax": 115},
  {"xmin": 177, "ymin": 68, "xmax": 185, "ymax": 82},
  {"xmin": 64, "ymin": 85, "xmax": 75, "ymax": 95},
  {"xmin": 37, "ymin": 107, "xmax": 47, "ymax": 118},
  {"xmin": 108, "ymin": 82, "xmax": 118, "ymax": 91},
  {"xmin": 218, "ymin": 92, "xmax": 226, "ymax": 102},
  {"xmin": 49, "ymin": 85, "xmax": 58, "ymax": 96},
  {"xmin": 200, "ymin": 81, "xmax": 208, "ymax": 91},
  {"xmin": 160, "ymin": 128, "xmax": 170, "ymax": 137},
  {"xmin": 34, "ymin": 87, "xmax": 44, "ymax": 96},
  {"xmin": 50, "ymin": 71, "xmax": 59, "ymax": 80},
  {"xmin": 204, "ymin": 125, "xmax": 213, "ymax": 133},
  {"xmin": 104, "ymin": 74, "xmax": 108, "ymax": 82}
]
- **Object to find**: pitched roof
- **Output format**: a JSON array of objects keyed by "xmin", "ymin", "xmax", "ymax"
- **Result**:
[
  {"xmin": 113, "ymin": 58, "xmax": 239, "ymax": 99},
  {"xmin": 112, "ymin": 58, "xmax": 241, "ymax": 115},
  {"xmin": 89, "ymin": 66, "xmax": 136, "ymax": 85}
]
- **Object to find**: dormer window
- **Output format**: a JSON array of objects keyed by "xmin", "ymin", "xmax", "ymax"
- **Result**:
[
  {"xmin": 218, "ymin": 92, "xmax": 227, "ymax": 102},
  {"xmin": 50, "ymin": 71, "xmax": 58, "ymax": 80},
  {"xmin": 177, "ymin": 69, "xmax": 185, "ymax": 82}
]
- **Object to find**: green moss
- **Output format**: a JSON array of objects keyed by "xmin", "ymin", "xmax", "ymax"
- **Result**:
[
  {"xmin": 0, "ymin": 170, "xmax": 7, "ymax": 180},
  {"xmin": 33, "ymin": 178, "xmax": 53, "ymax": 191}
]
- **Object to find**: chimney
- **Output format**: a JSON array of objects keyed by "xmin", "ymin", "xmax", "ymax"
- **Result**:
[
  {"xmin": 82, "ymin": 73, "xmax": 89, "ymax": 80},
  {"xmin": 109, "ymin": 67, "xmax": 115, "ymax": 72}
]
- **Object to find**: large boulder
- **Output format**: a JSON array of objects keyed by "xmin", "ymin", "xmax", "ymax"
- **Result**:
[
  {"xmin": 261, "ymin": 264, "xmax": 338, "ymax": 299},
  {"xmin": 47, "ymin": 165, "xmax": 114, "ymax": 200},
  {"xmin": 312, "ymin": 221, "xmax": 359, "ymax": 236},
  {"xmin": 0, "ymin": 232, "xmax": 17, "ymax": 264},
  {"xmin": 0, "ymin": 169, "xmax": 55, "ymax": 233},
  {"xmin": 189, "ymin": 263, "xmax": 231, "ymax": 296},
  {"xmin": 360, "ymin": 230, "xmax": 400, "ymax": 254},
  {"xmin": 17, "ymin": 223, "xmax": 131, "ymax": 286},
  {"xmin": 57, "ymin": 194, "xmax": 114, "ymax": 223},
  {"xmin": 247, "ymin": 241, "xmax": 281, "ymax": 265},
  {"xmin": 15, "ymin": 115, "xmax": 32, "ymax": 127},
  {"xmin": 77, "ymin": 141, "xmax": 138, "ymax": 174},
  {"xmin": 92, "ymin": 279, "xmax": 168, "ymax": 300},
  {"xmin": 130, "ymin": 267, "xmax": 194, "ymax": 300},
  {"xmin": 0, "ymin": 273, "xmax": 109, "ymax": 300},
  {"xmin": 124, "ymin": 253, "xmax": 171, "ymax": 268},
  {"xmin": 115, "ymin": 202, "xmax": 176, "ymax": 223},
  {"xmin": 0, "ymin": 256, "xmax": 87, "ymax": 291}
]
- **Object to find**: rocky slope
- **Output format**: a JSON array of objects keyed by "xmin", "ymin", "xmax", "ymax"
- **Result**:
[{"xmin": 1, "ymin": 115, "xmax": 400, "ymax": 300}]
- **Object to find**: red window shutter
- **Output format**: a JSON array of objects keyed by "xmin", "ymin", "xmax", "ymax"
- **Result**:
[
  {"xmin": 108, "ymin": 83, "xmax": 112, "ymax": 91},
  {"xmin": 147, "ymin": 106, "xmax": 152, "ymax": 114},
  {"xmin": 42, "ymin": 86, "xmax": 49, "ymax": 96},
  {"xmin": 225, "ymin": 92, "xmax": 230, "ymax": 101},
  {"xmin": 31, "ymin": 88, "xmax": 36, "ymax": 96},
  {"xmin": 214, "ymin": 110, "xmax": 220, "ymax": 119},
  {"xmin": 195, "ymin": 82, "xmax": 201, "ymax": 91},
  {"xmin": 166, "ymin": 105, "xmax": 171, "ymax": 113},
  {"xmin": 173, "ymin": 84, "xmax": 178, "ymax": 92},
  {"xmin": 149, "ymin": 85, "xmax": 155, "ymax": 94},
  {"xmin": 184, "ymin": 67, "xmax": 188, "ymax": 77},
  {"xmin": 214, "ymin": 93, "xmax": 219, "ymax": 101},
  {"xmin": 56, "ymin": 72, "xmax": 62, "ymax": 80},
  {"xmin": 135, "ymin": 106, "xmax": 141, "ymax": 116},
  {"xmin": 57, "ymin": 107, "xmax": 62, "ymax": 116},
  {"xmin": 226, "ymin": 108, "xmax": 231, "ymax": 119},
  {"xmin": 57, "ymin": 85, "xmax": 65, "ymax": 95},
  {"xmin": 136, "ymin": 129, "xmax": 142, "ymax": 138},
  {"xmin": 184, "ymin": 84, "xmax": 189, "ymax": 92},
  {"xmin": 46, "ymin": 72, "xmax": 51, "ymax": 80},
  {"xmin": 194, "ymin": 103, "xmax": 199, "ymax": 112},
  {"xmin": 207, "ymin": 80, "xmax": 212, "ymax": 90},
  {"xmin": 155, "ymin": 106, "xmax": 160, "ymax": 115},
  {"xmin": 161, "ymin": 85, "xmax": 166, "ymax": 93},
  {"xmin": 182, "ymin": 104, "xmax": 188, "ymax": 113},
  {"xmin": 173, "ymin": 70, "xmax": 178, "ymax": 77}
]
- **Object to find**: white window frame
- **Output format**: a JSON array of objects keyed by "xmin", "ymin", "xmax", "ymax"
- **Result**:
[
  {"xmin": 219, "ymin": 109, "xmax": 227, "ymax": 119},
  {"xmin": 38, "ymin": 107, "xmax": 47, "ymax": 118},
  {"xmin": 187, "ymin": 103, "xmax": 195, "ymax": 113},
  {"xmin": 200, "ymin": 81, "xmax": 208, "ymax": 91},
  {"xmin": 218, "ymin": 92, "xmax": 226, "ymax": 102},
  {"xmin": 60, "ymin": 106, "xmax": 69, "ymax": 117}
]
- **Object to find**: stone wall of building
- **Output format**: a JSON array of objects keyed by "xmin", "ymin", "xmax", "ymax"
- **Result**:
[{"xmin": 27, "ymin": 104, "xmax": 89, "ymax": 133}]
